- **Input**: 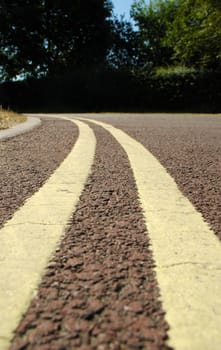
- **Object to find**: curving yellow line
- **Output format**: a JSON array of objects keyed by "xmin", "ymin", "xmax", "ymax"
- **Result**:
[
  {"xmin": 84, "ymin": 118, "xmax": 221, "ymax": 350},
  {"xmin": 0, "ymin": 119, "xmax": 96, "ymax": 350}
]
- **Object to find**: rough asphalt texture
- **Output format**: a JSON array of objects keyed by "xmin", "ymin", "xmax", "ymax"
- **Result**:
[
  {"xmin": 99, "ymin": 114, "xmax": 221, "ymax": 241},
  {"xmin": 10, "ymin": 123, "xmax": 171, "ymax": 350},
  {"xmin": 3, "ymin": 113, "xmax": 221, "ymax": 349},
  {"xmin": 0, "ymin": 119, "xmax": 78, "ymax": 229}
]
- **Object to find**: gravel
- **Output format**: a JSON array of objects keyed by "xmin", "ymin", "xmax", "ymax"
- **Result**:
[
  {"xmin": 100, "ymin": 114, "xmax": 221, "ymax": 241},
  {"xmin": 6, "ymin": 113, "xmax": 221, "ymax": 349},
  {"xmin": 10, "ymin": 123, "xmax": 171, "ymax": 350},
  {"xmin": 0, "ymin": 118, "xmax": 78, "ymax": 228}
]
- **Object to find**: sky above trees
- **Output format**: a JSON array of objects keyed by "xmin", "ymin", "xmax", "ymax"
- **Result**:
[{"xmin": 112, "ymin": 0, "xmax": 149, "ymax": 19}]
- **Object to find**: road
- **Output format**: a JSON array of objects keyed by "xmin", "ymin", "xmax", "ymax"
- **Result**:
[{"xmin": 0, "ymin": 113, "xmax": 221, "ymax": 350}]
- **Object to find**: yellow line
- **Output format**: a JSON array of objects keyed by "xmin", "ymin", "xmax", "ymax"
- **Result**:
[
  {"xmin": 84, "ymin": 118, "xmax": 221, "ymax": 350},
  {"xmin": 0, "ymin": 119, "xmax": 96, "ymax": 350}
]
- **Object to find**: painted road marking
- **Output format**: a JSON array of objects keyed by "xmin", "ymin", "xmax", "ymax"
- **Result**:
[
  {"xmin": 83, "ymin": 118, "xmax": 221, "ymax": 350},
  {"xmin": 0, "ymin": 119, "xmax": 96, "ymax": 350}
]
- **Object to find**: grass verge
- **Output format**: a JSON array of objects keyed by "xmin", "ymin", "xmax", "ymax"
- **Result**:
[{"xmin": 0, "ymin": 109, "xmax": 27, "ymax": 130}]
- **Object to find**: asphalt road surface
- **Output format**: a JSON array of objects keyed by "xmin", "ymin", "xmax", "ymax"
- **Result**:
[{"xmin": 0, "ymin": 113, "xmax": 221, "ymax": 350}]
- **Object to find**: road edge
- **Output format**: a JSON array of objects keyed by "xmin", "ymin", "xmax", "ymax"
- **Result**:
[{"xmin": 0, "ymin": 117, "xmax": 41, "ymax": 141}]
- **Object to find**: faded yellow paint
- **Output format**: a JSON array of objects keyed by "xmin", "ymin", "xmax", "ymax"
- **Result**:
[
  {"xmin": 0, "ymin": 119, "xmax": 96, "ymax": 350},
  {"xmin": 85, "ymin": 118, "xmax": 221, "ymax": 350}
]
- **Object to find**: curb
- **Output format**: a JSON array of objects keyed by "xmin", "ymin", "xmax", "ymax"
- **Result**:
[{"xmin": 0, "ymin": 117, "xmax": 41, "ymax": 141}]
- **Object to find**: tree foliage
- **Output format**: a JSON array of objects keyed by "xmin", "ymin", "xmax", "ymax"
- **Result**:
[
  {"xmin": 0, "ymin": 0, "xmax": 113, "ymax": 80},
  {"xmin": 1, "ymin": 0, "xmax": 221, "ymax": 85},
  {"xmin": 131, "ymin": 0, "xmax": 221, "ymax": 70},
  {"xmin": 164, "ymin": 0, "xmax": 221, "ymax": 69},
  {"xmin": 107, "ymin": 16, "xmax": 139, "ymax": 69},
  {"xmin": 0, "ymin": 1, "xmax": 45, "ymax": 79},
  {"xmin": 131, "ymin": 0, "xmax": 177, "ymax": 68}
]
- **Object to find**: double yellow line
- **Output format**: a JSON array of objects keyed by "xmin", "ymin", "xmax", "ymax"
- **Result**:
[{"xmin": 1, "ymin": 116, "xmax": 221, "ymax": 350}]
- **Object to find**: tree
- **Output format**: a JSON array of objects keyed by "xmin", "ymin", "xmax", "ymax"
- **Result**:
[
  {"xmin": 41, "ymin": 0, "xmax": 113, "ymax": 74},
  {"xmin": 130, "ymin": 0, "xmax": 221, "ymax": 71},
  {"xmin": 107, "ymin": 15, "xmax": 139, "ymax": 69},
  {"xmin": 0, "ymin": 0, "xmax": 45, "ymax": 79},
  {"xmin": 0, "ymin": 0, "xmax": 113, "ymax": 80},
  {"xmin": 131, "ymin": 0, "xmax": 177, "ymax": 68},
  {"xmin": 164, "ymin": 0, "xmax": 221, "ymax": 69}
]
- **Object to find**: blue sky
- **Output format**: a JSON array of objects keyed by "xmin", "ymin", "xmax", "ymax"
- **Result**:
[
  {"xmin": 112, "ymin": 0, "xmax": 134, "ymax": 19},
  {"xmin": 112, "ymin": 0, "xmax": 149, "ymax": 20}
]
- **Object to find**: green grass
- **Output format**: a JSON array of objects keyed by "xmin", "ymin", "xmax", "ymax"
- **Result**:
[{"xmin": 155, "ymin": 66, "xmax": 197, "ymax": 77}]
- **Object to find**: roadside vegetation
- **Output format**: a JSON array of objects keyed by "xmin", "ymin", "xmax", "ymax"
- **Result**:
[
  {"xmin": 0, "ymin": 109, "xmax": 26, "ymax": 130},
  {"xmin": 0, "ymin": 0, "xmax": 221, "ymax": 112}
]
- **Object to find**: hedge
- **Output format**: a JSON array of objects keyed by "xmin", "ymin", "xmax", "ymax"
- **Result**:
[{"xmin": 0, "ymin": 68, "xmax": 220, "ymax": 113}]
